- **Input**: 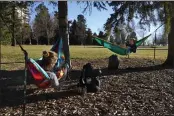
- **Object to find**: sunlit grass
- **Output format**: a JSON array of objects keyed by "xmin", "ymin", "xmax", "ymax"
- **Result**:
[
  {"xmin": 128, "ymin": 47, "xmax": 167, "ymax": 60},
  {"xmin": 0, "ymin": 45, "xmax": 168, "ymax": 70}
]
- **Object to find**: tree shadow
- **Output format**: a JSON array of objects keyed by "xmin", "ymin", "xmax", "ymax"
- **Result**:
[
  {"xmin": 0, "ymin": 88, "xmax": 79, "ymax": 108},
  {"xmin": 0, "ymin": 69, "xmax": 81, "ymax": 108},
  {"xmin": 0, "ymin": 64, "xmax": 171, "ymax": 108},
  {"xmin": 0, "ymin": 70, "xmax": 34, "ymax": 87},
  {"xmin": 99, "ymin": 64, "xmax": 172, "ymax": 77}
]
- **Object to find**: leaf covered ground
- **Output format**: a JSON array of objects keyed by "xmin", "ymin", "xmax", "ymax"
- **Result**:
[{"xmin": 0, "ymin": 58, "xmax": 174, "ymax": 116}]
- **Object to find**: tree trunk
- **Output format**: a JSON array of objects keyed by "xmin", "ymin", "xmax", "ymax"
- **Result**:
[
  {"xmin": 30, "ymin": 31, "xmax": 32, "ymax": 45},
  {"xmin": 0, "ymin": 37, "xmax": 1, "ymax": 71},
  {"xmin": 164, "ymin": 17, "xmax": 174, "ymax": 67},
  {"xmin": 58, "ymin": 1, "xmax": 71, "ymax": 68},
  {"xmin": 21, "ymin": 8, "xmax": 23, "ymax": 44},
  {"xmin": 46, "ymin": 30, "xmax": 50, "ymax": 45},
  {"xmin": 11, "ymin": 3, "xmax": 16, "ymax": 46}
]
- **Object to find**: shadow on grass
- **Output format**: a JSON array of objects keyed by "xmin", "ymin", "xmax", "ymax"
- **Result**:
[{"xmin": 0, "ymin": 64, "xmax": 171, "ymax": 108}]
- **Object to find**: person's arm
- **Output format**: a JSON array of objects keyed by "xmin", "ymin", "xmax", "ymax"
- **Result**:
[
  {"xmin": 126, "ymin": 41, "xmax": 130, "ymax": 46},
  {"xmin": 36, "ymin": 59, "xmax": 42, "ymax": 66}
]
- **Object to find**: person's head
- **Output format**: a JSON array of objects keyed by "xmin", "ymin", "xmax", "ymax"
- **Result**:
[
  {"xmin": 42, "ymin": 51, "xmax": 58, "ymax": 70},
  {"xmin": 129, "ymin": 38, "xmax": 135, "ymax": 45}
]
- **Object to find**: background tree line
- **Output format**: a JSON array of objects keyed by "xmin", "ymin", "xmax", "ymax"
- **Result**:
[
  {"xmin": 0, "ymin": 1, "xmax": 32, "ymax": 46},
  {"xmin": 0, "ymin": 1, "xmax": 169, "ymax": 46},
  {"xmin": 0, "ymin": 2, "xmax": 108, "ymax": 46}
]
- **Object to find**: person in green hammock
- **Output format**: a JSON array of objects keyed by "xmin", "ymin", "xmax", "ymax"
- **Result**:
[{"xmin": 126, "ymin": 38, "xmax": 137, "ymax": 54}]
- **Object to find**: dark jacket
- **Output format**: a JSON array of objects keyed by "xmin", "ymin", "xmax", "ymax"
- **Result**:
[{"xmin": 126, "ymin": 43, "xmax": 137, "ymax": 53}]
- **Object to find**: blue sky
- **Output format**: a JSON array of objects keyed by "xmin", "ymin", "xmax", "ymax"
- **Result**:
[
  {"xmin": 30, "ymin": 1, "xmax": 114, "ymax": 34},
  {"xmin": 29, "ymin": 1, "xmax": 163, "ymax": 42}
]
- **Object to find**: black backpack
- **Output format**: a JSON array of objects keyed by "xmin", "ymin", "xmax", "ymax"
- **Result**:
[{"xmin": 77, "ymin": 63, "xmax": 101, "ymax": 95}]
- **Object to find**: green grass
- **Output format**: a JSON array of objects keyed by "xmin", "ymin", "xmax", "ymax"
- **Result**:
[
  {"xmin": 0, "ymin": 45, "xmax": 168, "ymax": 70},
  {"xmin": 128, "ymin": 47, "xmax": 167, "ymax": 59}
]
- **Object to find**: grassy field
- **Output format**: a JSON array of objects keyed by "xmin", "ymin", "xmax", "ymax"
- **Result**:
[{"xmin": 0, "ymin": 45, "xmax": 168, "ymax": 70}]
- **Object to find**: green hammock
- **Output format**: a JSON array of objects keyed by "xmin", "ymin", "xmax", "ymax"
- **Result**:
[{"xmin": 93, "ymin": 34, "xmax": 151, "ymax": 55}]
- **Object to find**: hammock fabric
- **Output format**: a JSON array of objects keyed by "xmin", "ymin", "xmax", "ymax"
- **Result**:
[
  {"xmin": 93, "ymin": 34, "xmax": 151, "ymax": 55},
  {"xmin": 27, "ymin": 38, "xmax": 67, "ymax": 88}
]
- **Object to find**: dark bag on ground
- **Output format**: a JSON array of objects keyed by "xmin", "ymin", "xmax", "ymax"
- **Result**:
[
  {"xmin": 108, "ymin": 55, "xmax": 119, "ymax": 70},
  {"xmin": 77, "ymin": 63, "xmax": 101, "ymax": 94}
]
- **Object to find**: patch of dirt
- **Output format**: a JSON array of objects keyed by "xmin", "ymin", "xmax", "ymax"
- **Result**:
[{"xmin": 0, "ymin": 58, "xmax": 174, "ymax": 116}]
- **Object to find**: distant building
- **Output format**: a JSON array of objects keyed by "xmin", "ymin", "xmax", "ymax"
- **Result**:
[
  {"xmin": 16, "ymin": 7, "xmax": 30, "ymax": 44},
  {"xmin": 16, "ymin": 7, "xmax": 30, "ymax": 24}
]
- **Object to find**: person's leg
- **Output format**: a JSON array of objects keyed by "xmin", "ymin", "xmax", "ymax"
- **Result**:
[
  {"xmin": 132, "ymin": 45, "xmax": 137, "ymax": 53},
  {"xmin": 63, "ymin": 67, "xmax": 68, "ymax": 78},
  {"xmin": 47, "ymin": 71, "xmax": 59, "ymax": 89},
  {"xmin": 127, "ymin": 46, "xmax": 131, "ymax": 54},
  {"xmin": 60, "ymin": 67, "xmax": 68, "ymax": 81}
]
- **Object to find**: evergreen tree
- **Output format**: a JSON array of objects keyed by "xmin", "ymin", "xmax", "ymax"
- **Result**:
[
  {"xmin": 86, "ymin": 28, "xmax": 93, "ymax": 45},
  {"xmin": 76, "ymin": 14, "xmax": 87, "ymax": 45},
  {"xmin": 33, "ymin": 3, "xmax": 52, "ymax": 45},
  {"xmin": 69, "ymin": 20, "xmax": 79, "ymax": 45},
  {"xmin": 98, "ymin": 31, "xmax": 105, "ymax": 38},
  {"xmin": 92, "ymin": 32, "xmax": 98, "ymax": 45},
  {"xmin": 53, "ymin": 11, "xmax": 59, "ymax": 43}
]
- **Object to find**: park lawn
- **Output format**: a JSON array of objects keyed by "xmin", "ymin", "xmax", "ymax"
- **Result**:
[
  {"xmin": 0, "ymin": 45, "xmax": 168, "ymax": 70},
  {"xmin": 128, "ymin": 47, "xmax": 168, "ymax": 59}
]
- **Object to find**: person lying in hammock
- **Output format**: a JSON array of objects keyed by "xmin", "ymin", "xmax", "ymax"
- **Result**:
[
  {"xmin": 37, "ymin": 51, "xmax": 67, "ymax": 89},
  {"xmin": 126, "ymin": 38, "xmax": 137, "ymax": 54}
]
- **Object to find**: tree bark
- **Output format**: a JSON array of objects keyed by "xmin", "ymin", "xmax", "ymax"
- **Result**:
[
  {"xmin": 11, "ymin": 3, "xmax": 16, "ymax": 46},
  {"xmin": 58, "ymin": 1, "xmax": 71, "ymax": 68},
  {"xmin": 0, "ymin": 37, "xmax": 1, "ymax": 71},
  {"xmin": 164, "ymin": 17, "xmax": 174, "ymax": 68},
  {"xmin": 30, "ymin": 31, "xmax": 32, "ymax": 45}
]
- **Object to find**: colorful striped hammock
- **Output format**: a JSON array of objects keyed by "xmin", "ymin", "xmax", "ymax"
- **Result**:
[{"xmin": 27, "ymin": 38, "xmax": 67, "ymax": 88}]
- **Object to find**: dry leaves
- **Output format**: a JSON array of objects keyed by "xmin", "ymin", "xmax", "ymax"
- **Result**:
[{"xmin": 0, "ymin": 58, "xmax": 174, "ymax": 116}]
